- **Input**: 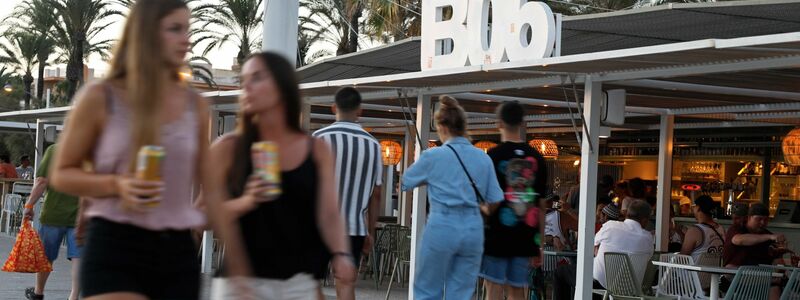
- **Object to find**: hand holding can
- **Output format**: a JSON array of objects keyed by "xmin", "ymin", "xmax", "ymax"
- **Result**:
[
  {"xmin": 134, "ymin": 145, "xmax": 165, "ymax": 207},
  {"xmin": 251, "ymin": 141, "xmax": 282, "ymax": 201}
]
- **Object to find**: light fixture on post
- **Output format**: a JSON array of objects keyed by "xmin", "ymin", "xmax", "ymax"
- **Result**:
[
  {"xmin": 474, "ymin": 141, "xmax": 497, "ymax": 153},
  {"xmin": 529, "ymin": 139, "xmax": 559, "ymax": 158},
  {"xmin": 783, "ymin": 128, "xmax": 800, "ymax": 166},
  {"xmin": 380, "ymin": 140, "xmax": 403, "ymax": 166},
  {"xmin": 3, "ymin": 83, "xmax": 13, "ymax": 93}
]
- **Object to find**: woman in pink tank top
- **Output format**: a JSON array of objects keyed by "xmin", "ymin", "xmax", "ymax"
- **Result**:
[{"xmin": 49, "ymin": 1, "xmax": 247, "ymax": 299}]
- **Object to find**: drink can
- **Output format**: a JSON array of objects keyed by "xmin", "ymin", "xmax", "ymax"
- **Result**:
[
  {"xmin": 252, "ymin": 141, "xmax": 282, "ymax": 198},
  {"xmin": 135, "ymin": 145, "xmax": 165, "ymax": 207}
]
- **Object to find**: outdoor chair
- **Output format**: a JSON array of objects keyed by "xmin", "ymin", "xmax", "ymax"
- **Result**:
[
  {"xmin": 602, "ymin": 252, "xmax": 676, "ymax": 300},
  {"xmin": 781, "ymin": 269, "xmax": 800, "ymax": 300},
  {"xmin": 697, "ymin": 253, "xmax": 723, "ymax": 290},
  {"xmin": 641, "ymin": 252, "xmax": 661, "ymax": 296},
  {"xmin": 723, "ymin": 266, "xmax": 772, "ymax": 300},
  {"xmin": 1, "ymin": 182, "xmax": 33, "ymax": 235},
  {"xmin": 377, "ymin": 224, "xmax": 404, "ymax": 285},
  {"xmin": 655, "ymin": 254, "xmax": 707, "ymax": 299},
  {"xmin": 384, "ymin": 226, "xmax": 411, "ymax": 300}
]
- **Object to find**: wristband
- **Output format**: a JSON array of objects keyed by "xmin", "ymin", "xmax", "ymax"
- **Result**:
[
  {"xmin": 24, "ymin": 204, "xmax": 34, "ymax": 209},
  {"xmin": 331, "ymin": 251, "xmax": 352, "ymax": 258}
]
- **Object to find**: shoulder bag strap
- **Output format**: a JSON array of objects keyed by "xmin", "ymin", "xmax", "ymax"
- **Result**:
[{"xmin": 446, "ymin": 144, "xmax": 486, "ymax": 204}]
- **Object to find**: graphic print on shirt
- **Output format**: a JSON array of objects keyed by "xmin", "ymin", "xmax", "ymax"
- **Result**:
[{"xmin": 497, "ymin": 155, "xmax": 539, "ymax": 227}]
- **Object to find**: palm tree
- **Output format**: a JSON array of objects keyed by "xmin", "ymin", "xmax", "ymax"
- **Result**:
[
  {"xmin": 303, "ymin": 0, "xmax": 365, "ymax": 55},
  {"xmin": 297, "ymin": 21, "xmax": 332, "ymax": 67},
  {"xmin": 5, "ymin": 0, "xmax": 59, "ymax": 103},
  {"xmin": 193, "ymin": 0, "xmax": 263, "ymax": 67},
  {"xmin": 45, "ymin": 0, "xmax": 120, "ymax": 101},
  {"xmin": 186, "ymin": 56, "xmax": 218, "ymax": 89},
  {"xmin": 0, "ymin": 32, "xmax": 41, "ymax": 109},
  {"xmin": 361, "ymin": 0, "xmax": 421, "ymax": 42}
]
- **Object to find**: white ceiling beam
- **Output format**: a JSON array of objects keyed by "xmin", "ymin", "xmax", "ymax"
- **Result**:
[
  {"xmin": 595, "ymin": 55, "xmax": 800, "ymax": 82},
  {"xmin": 669, "ymin": 101, "xmax": 800, "ymax": 115},
  {"xmin": 614, "ymin": 79, "xmax": 800, "ymax": 101}
]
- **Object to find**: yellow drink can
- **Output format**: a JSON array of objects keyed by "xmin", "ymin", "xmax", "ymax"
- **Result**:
[
  {"xmin": 252, "ymin": 141, "xmax": 282, "ymax": 198},
  {"xmin": 135, "ymin": 145, "xmax": 164, "ymax": 207}
]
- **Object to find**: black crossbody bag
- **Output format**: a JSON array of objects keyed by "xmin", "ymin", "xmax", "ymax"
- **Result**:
[{"xmin": 446, "ymin": 145, "xmax": 486, "ymax": 204}]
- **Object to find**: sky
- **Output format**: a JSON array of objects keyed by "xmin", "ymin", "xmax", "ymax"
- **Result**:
[{"xmin": 1, "ymin": 0, "xmax": 242, "ymax": 76}]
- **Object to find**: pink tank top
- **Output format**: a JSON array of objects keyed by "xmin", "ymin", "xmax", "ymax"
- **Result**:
[{"xmin": 85, "ymin": 84, "xmax": 205, "ymax": 230}]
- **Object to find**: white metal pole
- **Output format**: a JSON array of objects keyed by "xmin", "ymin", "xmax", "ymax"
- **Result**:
[
  {"xmin": 200, "ymin": 108, "xmax": 221, "ymax": 274},
  {"xmin": 575, "ymin": 78, "xmax": 601, "ymax": 300},
  {"xmin": 262, "ymin": 0, "xmax": 299, "ymax": 65},
  {"xmin": 408, "ymin": 93, "xmax": 431, "ymax": 300},
  {"xmin": 655, "ymin": 114, "xmax": 675, "ymax": 252},
  {"xmin": 33, "ymin": 120, "xmax": 45, "ymax": 172}
]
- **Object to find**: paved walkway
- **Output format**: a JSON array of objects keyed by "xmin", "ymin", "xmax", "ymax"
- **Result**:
[{"xmin": 0, "ymin": 234, "xmax": 409, "ymax": 300}]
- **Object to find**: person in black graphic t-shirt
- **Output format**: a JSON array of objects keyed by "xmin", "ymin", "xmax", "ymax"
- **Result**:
[{"xmin": 480, "ymin": 101, "xmax": 548, "ymax": 300}]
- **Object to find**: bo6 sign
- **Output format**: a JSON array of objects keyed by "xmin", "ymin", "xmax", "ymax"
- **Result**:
[{"xmin": 421, "ymin": 0, "xmax": 558, "ymax": 70}]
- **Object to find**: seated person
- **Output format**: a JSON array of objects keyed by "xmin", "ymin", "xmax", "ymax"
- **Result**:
[
  {"xmin": 723, "ymin": 203, "xmax": 786, "ymax": 300},
  {"xmin": 545, "ymin": 197, "xmax": 578, "ymax": 251},
  {"xmin": 596, "ymin": 202, "xmax": 621, "ymax": 233},
  {"xmin": 681, "ymin": 195, "xmax": 725, "ymax": 263},
  {"xmin": 553, "ymin": 200, "xmax": 654, "ymax": 300}
]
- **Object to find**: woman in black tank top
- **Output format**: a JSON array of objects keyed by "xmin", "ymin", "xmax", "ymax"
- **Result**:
[{"xmin": 203, "ymin": 52, "xmax": 354, "ymax": 299}]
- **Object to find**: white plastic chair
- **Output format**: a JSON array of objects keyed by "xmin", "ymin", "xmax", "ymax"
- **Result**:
[
  {"xmin": 723, "ymin": 266, "xmax": 772, "ymax": 300},
  {"xmin": 604, "ymin": 252, "xmax": 677, "ymax": 300},
  {"xmin": 781, "ymin": 269, "xmax": 800, "ymax": 300},
  {"xmin": 1, "ymin": 193, "xmax": 23, "ymax": 235},
  {"xmin": 656, "ymin": 254, "xmax": 707, "ymax": 299}
]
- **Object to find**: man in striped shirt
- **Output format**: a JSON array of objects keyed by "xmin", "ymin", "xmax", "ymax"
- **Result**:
[{"xmin": 313, "ymin": 87, "xmax": 382, "ymax": 300}]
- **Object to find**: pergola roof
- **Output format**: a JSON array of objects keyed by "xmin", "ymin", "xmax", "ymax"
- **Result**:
[
  {"xmin": 296, "ymin": 0, "xmax": 800, "ymax": 84},
  {"xmin": 0, "ymin": 0, "xmax": 798, "ymax": 135}
]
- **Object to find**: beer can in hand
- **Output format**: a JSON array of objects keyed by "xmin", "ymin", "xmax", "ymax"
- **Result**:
[
  {"xmin": 136, "ymin": 145, "xmax": 165, "ymax": 207},
  {"xmin": 252, "ymin": 141, "xmax": 282, "ymax": 199}
]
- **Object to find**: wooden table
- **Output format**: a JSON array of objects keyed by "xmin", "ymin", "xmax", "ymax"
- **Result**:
[{"xmin": 652, "ymin": 261, "xmax": 783, "ymax": 300}]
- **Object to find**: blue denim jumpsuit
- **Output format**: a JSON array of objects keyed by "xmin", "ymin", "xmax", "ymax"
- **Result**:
[{"xmin": 402, "ymin": 137, "xmax": 504, "ymax": 300}]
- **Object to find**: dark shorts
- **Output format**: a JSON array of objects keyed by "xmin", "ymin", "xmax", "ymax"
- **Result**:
[
  {"xmin": 80, "ymin": 218, "xmax": 200, "ymax": 299},
  {"xmin": 321, "ymin": 236, "xmax": 367, "ymax": 276}
]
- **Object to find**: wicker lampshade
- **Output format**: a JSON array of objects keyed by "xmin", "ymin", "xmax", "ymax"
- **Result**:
[
  {"xmin": 474, "ymin": 141, "xmax": 497, "ymax": 153},
  {"xmin": 783, "ymin": 128, "xmax": 800, "ymax": 166},
  {"xmin": 529, "ymin": 139, "xmax": 559, "ymax": 158},
  {"xmin": 380, "ymin": 140, "xmax": 403, "ymax": 165}
]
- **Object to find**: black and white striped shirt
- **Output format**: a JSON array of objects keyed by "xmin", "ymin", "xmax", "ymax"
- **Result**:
[{"xmin": 313, "ymin": 122, "xmax": 383, "ymax": 236}]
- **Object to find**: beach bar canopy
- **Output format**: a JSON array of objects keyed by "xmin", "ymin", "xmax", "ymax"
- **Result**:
[{"xmin": 0, "ymin": 1, "xmax": 799, "ymax": 299}]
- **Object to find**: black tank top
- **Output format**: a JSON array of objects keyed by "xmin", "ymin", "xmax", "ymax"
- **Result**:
[{"xmin": 235, "ymin": 138, "xmax": 328, "ymax": 279}]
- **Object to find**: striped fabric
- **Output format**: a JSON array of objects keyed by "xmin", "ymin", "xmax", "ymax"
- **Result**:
[{"xmin": 313, "ymin": 122, "xmax": 383, "ymax": 236}]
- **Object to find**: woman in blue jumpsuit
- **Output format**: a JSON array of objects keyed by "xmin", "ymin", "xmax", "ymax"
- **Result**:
[{"xmin": 402, "ymin": 95, "xmax": 504, "ymax": 299}]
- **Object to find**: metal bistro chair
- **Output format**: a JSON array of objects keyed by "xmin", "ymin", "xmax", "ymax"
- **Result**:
[
  {"xmin": 384, "ymin": 226, "xmax": 411, "ymax": 300},
  {"xmin": 782, "ymin": 269, "xmax": 800, "ymax": 300},
  {"xmin": 656, "ymin": 254, "xmax": 707, "ymax": 299},
  {"xmin": 723, "ymin": 266, "xmax": 773, "ymax": 300},
  {"xmin": 378, "ymin": 224, "xmax": 404, "ymax": 285},
  {"xmin": 602, "ymin": 252, "xmax": 676, "ymax": 300},
  {"xmin": 697, "ymin": 253, "xmax": 723, "ymax": 291}
]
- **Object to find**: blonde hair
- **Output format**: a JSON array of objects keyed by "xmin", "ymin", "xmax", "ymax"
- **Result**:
[
  {"xmin": 435, "ymin": 95, "xmax": 468, "ymax": 137},
  {"xmin": 105, "ymin": 0, "xmax": 188, "ymax": 170}
]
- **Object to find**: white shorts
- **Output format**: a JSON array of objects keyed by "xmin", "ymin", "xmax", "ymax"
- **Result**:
[{"xmin": 211, "ymin": 273, "xmax": 319, "ymax": 300}]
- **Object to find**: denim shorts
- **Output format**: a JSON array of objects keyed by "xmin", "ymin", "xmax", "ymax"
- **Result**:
[
  {"xmin": 479, "ymin": 255, "xmax": 531, "ymax": 288},
  {"xmin": 38, "ymin": 224, "xmax": 82, "ymax": 262}
]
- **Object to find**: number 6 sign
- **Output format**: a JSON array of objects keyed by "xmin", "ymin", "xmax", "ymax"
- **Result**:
[{"xmin": 421, "ymin": 0, "xmax": 559, "ymax": 70}]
